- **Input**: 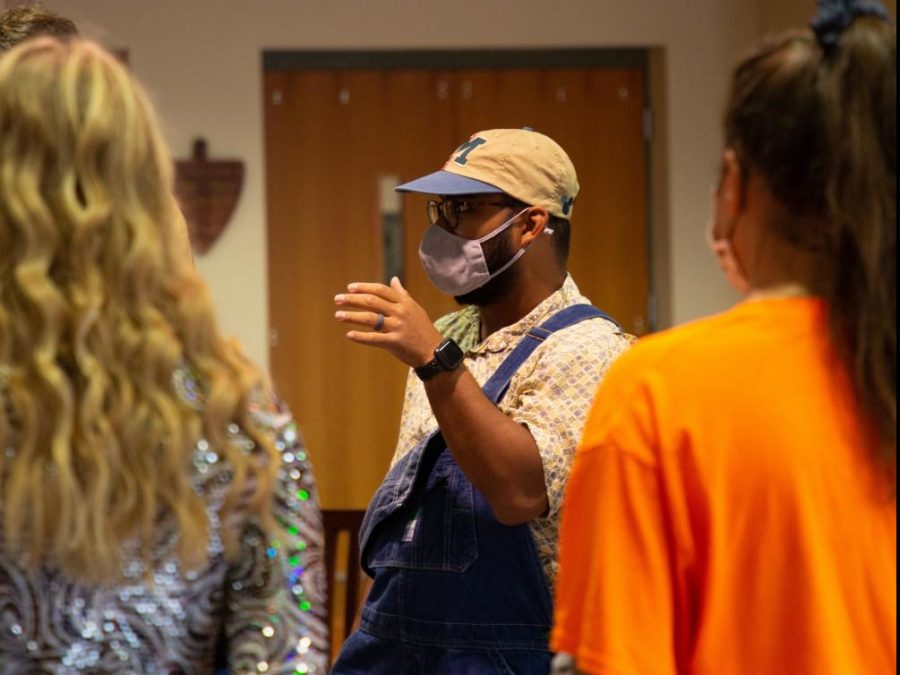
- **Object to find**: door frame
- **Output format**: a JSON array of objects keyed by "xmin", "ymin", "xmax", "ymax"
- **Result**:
[{"xmin": 262, "ymin": 47, "xmax": 671, "ymax": 331}]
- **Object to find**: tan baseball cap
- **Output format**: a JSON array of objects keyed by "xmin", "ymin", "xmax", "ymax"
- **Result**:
[{"xmin": 395, "ymin": 128, "xmax": 580, "ymax": 220}]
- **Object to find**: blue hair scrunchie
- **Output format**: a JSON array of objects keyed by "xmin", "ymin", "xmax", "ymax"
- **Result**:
[{"xmin": 810, "ymin": 0, "xmax": 891, "ymax": 49}]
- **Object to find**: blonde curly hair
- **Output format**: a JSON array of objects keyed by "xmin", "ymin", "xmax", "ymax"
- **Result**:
[{"xmin": 0, "ymin": 38, "xmax": 278, "ymax": 583}]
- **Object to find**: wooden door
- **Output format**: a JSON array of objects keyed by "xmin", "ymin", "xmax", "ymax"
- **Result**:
[
  {"xmin": 264, "ymin": 64, "xmax": 649, "ymax": 510},
  {"xmin": 451, "ymin": 67, "xmax": 648, "ymax": 332}
]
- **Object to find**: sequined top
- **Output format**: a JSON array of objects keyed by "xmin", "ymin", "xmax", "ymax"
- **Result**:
[
  {"xmin": 392, "ymin": 275, "xmax": 634, "ymax": 587},
  {"xmin": 0, "ymin": 369, "xmax": 329, "ymax": 674}
]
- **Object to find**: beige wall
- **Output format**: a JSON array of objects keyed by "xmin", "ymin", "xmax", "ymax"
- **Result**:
[
  {"xmin": 759, "ymin": 0, "xmax": 817, "ymax": 37},
  {"xmin": 33, "ymin": 0, "xmax": 781, "ymax": 371}
]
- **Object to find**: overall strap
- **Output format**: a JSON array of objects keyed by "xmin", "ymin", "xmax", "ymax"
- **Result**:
[
  {"xmin": 399, "ymin": 305, "xmax": 616, "ymax": 472},
  {"xmin": 481, "ymin": 304, "xmax": 617, "ymax": 404},
  {"xmin": 359, "ymin": 303, "xmax": 617, "ymax": 558}
]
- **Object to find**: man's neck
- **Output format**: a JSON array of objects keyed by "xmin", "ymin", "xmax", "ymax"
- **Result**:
[{"xmin": 478, "ymin": 274, "xmax": 566, "ymax": 339}]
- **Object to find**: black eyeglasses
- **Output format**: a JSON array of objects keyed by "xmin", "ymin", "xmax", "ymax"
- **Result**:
[{"xmin": 426, "ymin": 198, "xmax": 522, "ymax": 229}]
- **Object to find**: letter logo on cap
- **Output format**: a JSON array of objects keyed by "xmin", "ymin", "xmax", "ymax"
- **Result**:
[
  {"xmin": 453, "ymin": 137, "xmax": 487, "ymax": 165},
  {"xmin": 561, "ymin": 196, "xmax": 575, "ymax": 216}
]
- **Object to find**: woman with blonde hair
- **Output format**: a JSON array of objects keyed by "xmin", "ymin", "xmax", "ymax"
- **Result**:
[
  {"xmin": 0, "ymin": 38, "xmax": 327, "ymax": 672},
  {"xmin": 552, "ymin": 0, "xmax": 895, "ymax": 673}
]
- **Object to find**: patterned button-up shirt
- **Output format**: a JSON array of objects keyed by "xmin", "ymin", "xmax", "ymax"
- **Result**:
[{"xmin": 392, "ymin": 275, "xmax": 634, "ymax": 587}]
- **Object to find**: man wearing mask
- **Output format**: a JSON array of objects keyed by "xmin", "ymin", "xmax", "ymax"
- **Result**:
[{"xmin": 331, "ymin": 128, "xmax": 633, "ymax": 674}]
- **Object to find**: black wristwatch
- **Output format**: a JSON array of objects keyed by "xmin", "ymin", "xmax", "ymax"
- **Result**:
[{"xmin": 414, "ymin": 338, "xmax": 465, "ymax": 381}]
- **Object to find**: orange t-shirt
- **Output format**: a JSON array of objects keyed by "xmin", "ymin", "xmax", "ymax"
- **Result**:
[{"xmin": 552, "ymin": 298, "xmax": 896, "ymax": 675}]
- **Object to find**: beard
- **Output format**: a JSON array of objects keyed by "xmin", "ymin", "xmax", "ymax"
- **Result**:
[{"xmin": 454, "ymin": 227, "xmax": 521, "ymax": 307}]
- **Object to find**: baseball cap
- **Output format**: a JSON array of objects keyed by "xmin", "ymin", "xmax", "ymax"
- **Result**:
[{"xmin": 395, "ymin": 128, "xmax": 580, "ymax": 220}]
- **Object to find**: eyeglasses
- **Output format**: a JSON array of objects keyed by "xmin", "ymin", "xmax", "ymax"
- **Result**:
[{"xmin": 426, "ymin": 198, "xmax": 522, "ymax": 229}]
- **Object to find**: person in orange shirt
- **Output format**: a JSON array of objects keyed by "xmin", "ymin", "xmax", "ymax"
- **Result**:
[{"xmin": 551, "ymin": 1, "xmax": 897, "ymax": 674}]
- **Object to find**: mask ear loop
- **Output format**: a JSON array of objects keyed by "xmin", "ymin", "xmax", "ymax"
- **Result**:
[
  {"xmin": 474, "ymin": 207, "xmax": 531, "ymax": 244},
  {"xmin": 474, "ymin": 207, "xmax": 534, "ymax": 281}
]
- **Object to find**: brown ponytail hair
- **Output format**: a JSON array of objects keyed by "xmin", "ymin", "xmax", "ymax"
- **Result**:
[{"xmin": 723, "ymin": 14, "xmax": 896, "ymax": 477}]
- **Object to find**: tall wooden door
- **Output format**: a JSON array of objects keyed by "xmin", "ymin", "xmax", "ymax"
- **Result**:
[{"xmin": 264, "ymin": 65, "xmax": 649, "ymax": 510}]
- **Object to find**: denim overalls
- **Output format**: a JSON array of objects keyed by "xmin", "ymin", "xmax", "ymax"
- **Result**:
[{"xmin": 332, "ymin": 305, "xmax": 615, "ymax": 675}]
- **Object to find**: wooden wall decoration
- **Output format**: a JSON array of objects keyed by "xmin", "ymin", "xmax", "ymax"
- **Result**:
[{"xmin": 174, "ymin": 138, "xmax": 244, "ymax": 255}]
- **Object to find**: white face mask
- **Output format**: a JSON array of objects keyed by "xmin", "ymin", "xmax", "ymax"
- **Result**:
[
  {"xmin": 418, "ymin": 208, "xmax": 531, "ymax": 296},
  {"xmin": 705, "ymin": 193, "xmax": 750, "ymax": 296}
]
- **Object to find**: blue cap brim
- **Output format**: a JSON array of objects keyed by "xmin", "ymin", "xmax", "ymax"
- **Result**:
[{"xmin": 395, "ymin": 170, "xmax": 503, "ymax": 196}]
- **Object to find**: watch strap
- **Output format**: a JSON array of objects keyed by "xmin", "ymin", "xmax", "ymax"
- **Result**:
[
  {"xmin": 414, "ymin": 338, "xmax": 464, "ymax": 381},
  {"xmin": 414, "ymin": 358, "xmax": 444, "ymax": 381}
]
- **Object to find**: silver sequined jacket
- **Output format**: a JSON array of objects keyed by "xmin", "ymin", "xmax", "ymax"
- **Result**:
[{"xmin": 0, "ymin": 371, "xmax": 329, "ymax": 674}]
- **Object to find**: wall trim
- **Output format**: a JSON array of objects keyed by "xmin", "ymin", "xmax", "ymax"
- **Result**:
[{"xmin": 263, "ymin": 48, "xmax": 647, "ymax": 71}]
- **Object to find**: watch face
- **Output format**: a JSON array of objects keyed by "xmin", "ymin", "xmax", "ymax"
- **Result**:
[{"xmin": 434, "ymin": 339, "xmax": 464, "ymax": 371}]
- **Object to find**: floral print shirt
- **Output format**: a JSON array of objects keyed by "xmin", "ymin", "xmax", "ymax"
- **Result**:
[{"xmin": 392, "ymin": 275, "xmax": 634, "ymax": 587}]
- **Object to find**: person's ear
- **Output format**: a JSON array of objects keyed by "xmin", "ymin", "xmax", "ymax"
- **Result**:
[{"xmin": 520, "ymin": 206, "xmax": 548, "ymax": 246}]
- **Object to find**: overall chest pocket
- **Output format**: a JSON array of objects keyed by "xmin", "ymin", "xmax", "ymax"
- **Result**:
[{"xmin": 366, "ymin": 450, "xmax": 478, "ymax": 573}]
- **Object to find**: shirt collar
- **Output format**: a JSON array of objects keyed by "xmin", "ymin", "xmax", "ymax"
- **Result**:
[{"xmin": 462, "ymin": 275, "xmax": 586, "ymax": 355}]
